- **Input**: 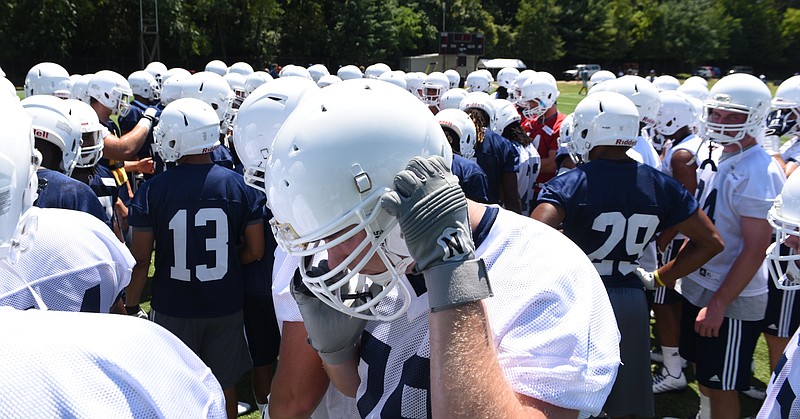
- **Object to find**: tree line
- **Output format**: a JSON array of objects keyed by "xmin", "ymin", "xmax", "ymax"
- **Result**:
[{"xmin": 0, "ymin": 0, "xmax": 797, "ymax": 81}]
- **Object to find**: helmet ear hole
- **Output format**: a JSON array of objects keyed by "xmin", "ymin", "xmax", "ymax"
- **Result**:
[{"xmin": 580, "ymin": 129, "xmax": 589, "ymax": 139}]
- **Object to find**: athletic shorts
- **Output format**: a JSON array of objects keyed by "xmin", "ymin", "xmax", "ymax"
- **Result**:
[
  {"xmin": 763, "ymin": 275, "xmax": 800, "ymax": 338},
  {"xmin": 603, "ymin": 287, "xmax": 654, "ymax": 418},
  {"xmin": 679, "ymin": 299, "xmax": 761, "ymax": 391},
  {"xmin": 151, "ymin": 309, "xmax": 252, "ymax": 389},
  {"xmin": 243, "ymin": 293, "xmax": 281, "ymax": 366},
  {"xmin": 651, "ymin": 238, "xmax": 684, "ymax": 305}
]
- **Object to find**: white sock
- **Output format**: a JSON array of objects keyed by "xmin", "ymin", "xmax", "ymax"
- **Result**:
[
  {"xmin": 662, "ymin": 345, "xmax": 682, "ymax": 376},
  {"xmin": 697, "ymin": 392, "xmax": 711, "ymax": 419}
]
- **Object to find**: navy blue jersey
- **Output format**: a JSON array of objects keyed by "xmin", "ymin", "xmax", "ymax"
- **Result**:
[
  {"xmin": 119, "ymin": 99, "xmax": 166, "ymax": 177},
  {"xmin": 537, "ymin": 159, "xmax": 698, "ymax": 288},
  {"xmin": 242, "ymin": 205, "xmax": 278, "ymax": 297},
  {"xmin": 72, "ymin": 165, "xmax": 122, "ymax": 230},
  {"xmin": 452, "ymin": 154, "xmax": 490, "ymax": 203},
  {"xmin": 35, "ymin": 169, "xmax": 111, "ymax": 228},
  {"xmin": 475, "ymin": 129, "xmax": 519, "ymax": 205},
  {"xmin": 210, "ymin": 145, "xmax": 235, "ymax": 170},
  {"xmin": 129, "ymin": 163, "xmax": 265, "ymax": 317}
]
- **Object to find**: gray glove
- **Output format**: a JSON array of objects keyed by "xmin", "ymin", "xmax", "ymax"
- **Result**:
[
  {"xmin": 138, "ymin": 107, "xmax": 158, "ymax": 130},
  {"xmin": 634, "ymin": 267, "xmax": 658, "ymax": 290},
  {"xmin": 381, "ymin": 156, "xmax": 491, "ymax": 312},
  {"xmin": 291, "ymin": 260, "xmax": 367, "ymax": 365}
]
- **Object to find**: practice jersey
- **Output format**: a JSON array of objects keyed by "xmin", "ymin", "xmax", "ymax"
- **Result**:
[
  {"xmin": 73, "ymin": 165, "xmax": 123, "ymax": 228},
  {"xmin": 355, "ymin": 206, "xmax": 620, "ymax": 418},
  {"xmin": 522, "ymin": 111, "xmax": 566, "ymax": 187},
  {"xmin": 129, "ymin": 163, "xmax": 264, "ymax": 317},
  {"xmin": 0, "ymin": 307, "xmax": 226, "ymax": 418},
  {"xmin": 0, "ymin": 208, "xmax": 133, "ymax": 312},
  {"xmin": 34, "ymin": 168, "xmax": 110, "ymax": 228},
  {"xmin": 628, "ymin": 135, "xmax": 662, "ymax": 171},
  {"xmin": 514, "ymin": 142, "xmax": 541, "ymax": 216},
  {"xmin": 758, "ymin": 326, "xmax": 800, "ymax": 418},
  {"xmin": 537, "ymin": 159, "xmax": 698, "ymax": 288},
  {"xmin": 781, "ymin": 136, "xmax": 800, "ymax": 164},
  {"xmin": 451, "ymin": 154, "xmax": 489, "ymax": 204},
  {"xmin": 661, "ymin": 133, "xmax": 704, "ymax": 178},
  {"xmin": 688, "ymin": 145, "xmax": 785, "ymax": 297},
  {"xmin": 474, "ymin": 129, "xmax": 519, "ymax": 205}
]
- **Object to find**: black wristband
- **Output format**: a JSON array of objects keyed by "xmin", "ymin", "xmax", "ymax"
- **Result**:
[{"xmin": 125, "ymin": 304, "xmax": 141, "ymax": 315}]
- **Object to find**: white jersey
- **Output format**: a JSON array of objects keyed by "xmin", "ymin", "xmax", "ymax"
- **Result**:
[
  {"xmin": 272, "ymin": 248, "xmax": 361, "ymax": 419},
  {"xmin": 758, "ymin": 326, "xmax": 800, "ymax": 418},
  {"xmin": 357, "ymin": 206, "xmax": 620, "ymax": 418},
  {"xmin": 781, "ymin": 136, "xmax": 800, "ymax": 163},
  {"xmin": 514, "ymin": 142, "xmax": 541, "ymax": 216},
  {"xmin": 0, "ymin": 307, "xmax": 226, "ymax": 418},
  {"xmin": 0, "ymin": 208, "xmax": 133, "ymax": 312},
  {"xmin": 661, "ymin": 133, "xmax": 705, "ymax": 178},
  {"xmin": 628, "ymin": 135, "xmax": 663, "ymax": 171},
  {"xmin": 687, "ymin": 145, "xmax": 785, "ymax": 296}
]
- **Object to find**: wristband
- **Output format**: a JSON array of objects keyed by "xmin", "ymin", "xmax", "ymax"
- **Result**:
[
  {"xmin": 136, "ymin": 117, "xmax": 153, "ymax": 131},
  {"xmin": 653, "ymin": 270, "xmax": 665, "ymax": 288},
  {"xmin": 125, "ymin": 304, "xmax": 141, "ymax": 315},
  {"xmin": 424, "ymin": 259, "xmax": 493, "ymax": 312}
]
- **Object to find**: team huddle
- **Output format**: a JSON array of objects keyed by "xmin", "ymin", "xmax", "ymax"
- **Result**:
[{"xmin": 0, "ymin": 59, "xmax": 798, "ymax": 419}]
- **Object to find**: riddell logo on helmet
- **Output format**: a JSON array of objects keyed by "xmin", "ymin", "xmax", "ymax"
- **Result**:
[
  {"xmin": 615, "ymin": 139, "xmax": 636, "ymax": 146},
  {"xmin": 33, "ymin": 128, "xmax": 49, "ymax": 139}
]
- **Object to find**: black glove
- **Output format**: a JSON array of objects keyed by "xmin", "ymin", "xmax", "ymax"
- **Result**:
[
  {"xmin": 125, "ymin": 304, "xmax": 148, "ymax": 319},
  {"xmin": 766, "ymin": 109, "xmax": 796, "ymax": 137}
]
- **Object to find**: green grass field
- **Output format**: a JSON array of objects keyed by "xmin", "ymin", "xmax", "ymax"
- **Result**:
[{"xmin": 143, "ymin": 78, "xmax": 779, "ymax": 419}]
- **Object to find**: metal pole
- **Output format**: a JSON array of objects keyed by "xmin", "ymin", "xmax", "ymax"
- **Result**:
[{"xmin": 442, "ymin": 1, "xmax": 445, "ymax": 33}]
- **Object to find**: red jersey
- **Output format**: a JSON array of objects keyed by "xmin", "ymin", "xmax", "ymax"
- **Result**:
[{"xmin": 521, "ymin": 111, "xmax": 566, "ymax": 186}]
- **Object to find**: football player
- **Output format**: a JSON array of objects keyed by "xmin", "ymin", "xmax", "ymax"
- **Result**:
[
  {"xmin": 265, "ymin": 79, "xmax": 621, "ymax": 418},
  {"xmin": 434, "ymin": 108, "xmax": 490, "ymax": 204},
  {"xmin": 126, "ymin": 98, "xmax": 265, "ymax": 419},
  {"xmin": 120, "ymin": 70, "xmax": 161, "ymax": 180},
  {"xmin": 758, "ymin": 172, "xmax": 800, "ymax": 418},
  {"xmin": 767, "ymin": 75, "xmax": 800, "ymax": 177},
  {"xmin": 532, "ymin": 91, "xmax": 723, "ymax": 418},
  {"xmin": 494, "ymin": 98, "xmax": 540, "ymax": 215},
  {"xmin": 684, "ymin": 73, "xmax": 785, "ymax": 419}
]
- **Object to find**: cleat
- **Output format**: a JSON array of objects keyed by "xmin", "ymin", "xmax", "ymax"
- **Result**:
[{"xmin": 653, "ymin": 367, "xmax": 687, "ymax": 393}]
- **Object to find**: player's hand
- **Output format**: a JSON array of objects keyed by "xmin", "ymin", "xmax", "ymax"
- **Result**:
[
  {"xmin": 695, "ymin": 304, "xmax": 725, "ymax": 338},
  {"xmin": 291, "ymin": 261, "xmax": 366, "ymax": 365},
  {"xmin": 765, "ymin": 109, "xmax": 796, "ymax": 138},
  {"xmin": 125, "ymin": 304, "xmax": 148, "ymax": 319},
  {"xmin": 135, "ymin": 157, "xmax": 155, "ymax": 174},
  {"xmin": 381, "ymin": 156, "xmax": 491, "ymax": 312},
  {"xmin": 634, "ymin": 267, "xmax": 658, "ymax": 290},
  {"xmin": 143, "ymin": 107, "xmax": 158, "ymax": 123}
]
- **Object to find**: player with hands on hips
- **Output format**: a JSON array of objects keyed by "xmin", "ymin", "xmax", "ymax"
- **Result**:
[{"xmin": 268, "ymin": 79, "xmax": 620, "ymax": 418}]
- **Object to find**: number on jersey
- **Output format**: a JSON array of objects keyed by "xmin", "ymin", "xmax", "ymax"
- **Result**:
[{"xmin": 168, "ymin": 208, "xmax": 229, "ymax": 282}]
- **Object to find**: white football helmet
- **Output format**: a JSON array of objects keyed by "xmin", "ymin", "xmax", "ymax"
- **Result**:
[
  {"xmin": 605, "ymin": 75, "xmax": 661, "ymax": 128},
  {"xmin": 70, "ymin": 74, "xmax": 92, "ymax": 103},
  {"xmin": 497, "ymin": 67, "xmax": 520, "ymax": 90},
  {"xmin": 436, "ymin": 108, "xmax": 477, "ymax": 161},
  {"xmin": 405, "ymin": 72, "xmax": 426, "ymax": 99},
  {"xmin": 465, "ymin": 71, "xmax": 491, "ymax": 93},
  {"xmin": 492, "ymin": 98, "xmax": 523, "ymax": 139},
  {"xmin": 518, "ymin": 73, "xmax": 559, "ymax": 120},
  {"xmin": 266, "ymin": 79, "xmax": 451, "ymax": 321},
  {"xmin": 88, "ymin": 70, "xmax": 133, "ymax": 117},
  {"xmin": 223, "ymin": 72, "xmax": 247, "ymax": 104},
  {"xmin": 154, "ymin": 98, "xmax": 221, "ymax": 162},
  {"xmin": 588, "ymin": 70, "xmax": 616, "ymax": 88},
  {"xmin": 244, "ymin": 71, "xmax": 273, "ymax": 96},
  {"xmin": 365, "ymin": 63, "xmax": 391, "ymax": 79},
  {"xmin": 653, "ymin": 75, "xmax": 681, "ymax": 91},
  {"xmin": 559, "ymin": 112, "xmax": 575, "ymax": 149},
  {"xmin": 307, "ymin": 64, "xmax": 330, "ymax": 82},
  {"xmin": 337, "ymin": 65, "xmax": 363, "ymax": 80},
  {"xmin": 0, "ymin": 77, "xmax": 17, "ymax": 100},
  {"xmin": 182, "ymin": 72, "xmax": 235, "ymax": 131},
  {"xmin": 444, "ymin": 69, "xmax": 461, "ymax": 89},
  {"xmin": 677, "ymin": 80, "xmax": 709, "ymax": 102},
  {"xmin": 684, "ymin": 76, "xmax": 709, "ymax": 89},
  {"xmin": 767, "ymin": 172, "xmax": 800, "ymax": 290},
  {"xmin": 159, "ymin": 73, "xmax": 189, "ymax": 106},
  {"xmin": 279, "ymin": 64, "xmax": 312, "ymax": 80},
  {"xmin": 568, "ymin": 91, "xmax": 640, "ymax": 164},
  {"xmin": 702, "ymin": 73, "xmax": 771, "ymax": 145},
  {"xmin": 233, "ymin": 77, "xmax": 319, "ymax": 193},
  {"xmin": 162, "ymin": 67, "xmax": 191, "ymax": 84},
  {"xmin": 317, "ymin": 75, "xmax": 342, "ymax": 88},
  {"xmin": 477, "ymin": 69, "xmax": 494, "ymax": 83},
  {"xmin": 439, "ymin": 88, "xmax": 468, "ymax": 110},
  {"xmin": 0, "ymin": 96, "xmax": 40, "ymax": 262},
  {"xmin": 228, "ymin": 62, "xmax": 255, "ymax": 76},
  {"xmin": 21, "ymin": 95, "xmax": 82, "ymax": 176},
  {"xmin": 459, "ymin": 91, "xmax": 495, "ymax": 126},
  {"xmin": 378, "ymin": 71, "xmax": 407, "ymax": 90},
  {"xmin": 128, "ymin": 70, "xmax": 160, "ymax": 101},
  {"xmin": 422, "ymin": 72, "xmax": 450, "ymax": 106},
  {"xmin": 144, "ymin": 61, "xmax": 169, "ymax": 87},
  {"xmin": 205, "ymin": 59, "xmax": 228, "ymax": 76},
  {"xmin": 655, "ymin": 91, "xmax": 696, "ymax": 137},
  {"xmin": 65, "ymin": 99, "xmax": 105, "ymax": 168},
  {"xmin": 24, "ymin": 62, "xmax": 72, "ymax": 99},
  {"xmin": 511, "ymin": 69, "xmax": 536, "ymax": 102},
  {"xmin": 770, "ymin": 75, "xmax": 800, "ymax": 138}
]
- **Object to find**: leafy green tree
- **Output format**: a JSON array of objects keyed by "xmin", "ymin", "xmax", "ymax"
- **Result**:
[
  {"xmin": 779, "ymin": 8, "xmax": 800, "ymax": 65},
  {"xmin": 326, "ymin": 0, "xmax": 399, "ymax": 65},
  {"xmin": 0, "ymin": 0, "xmax": 77, "ymax": 60},
  {"xmin": 277, "ymin": 0, "xmax": 329, "ymax": 64},
  {"xmin": 719, "ymin": 0, "xmax": 782, "ymax": 67},
  {"xmin": 515, "ymin": 0, "xmax": 564, "ymax": 66}
]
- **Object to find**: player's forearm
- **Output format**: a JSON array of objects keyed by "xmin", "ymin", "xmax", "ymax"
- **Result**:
[
  {"xmin": 324, "ymin": 356, "xmax": 361, "ymax": 397},
  {"xmin": 126, "ymin": 265, "xmax": 149, "ymax": 307},
  {"xmin": 429, "ymin": 301, "xmax": 576, "ymax": 419},
  {"xmin": 102, "ymin": 125, "xmax": 149, "ymax": 161},
  {"xmin": 711, "ymin": 248, "xmax": 770, "ymax": 307}
]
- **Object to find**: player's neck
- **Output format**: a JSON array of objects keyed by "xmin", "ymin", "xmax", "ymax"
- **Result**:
[{"xmin": 177, "ymin": 154, "xmax": 214, "ymax": 165}]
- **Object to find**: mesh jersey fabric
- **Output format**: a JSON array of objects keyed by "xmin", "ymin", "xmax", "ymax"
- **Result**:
[
  {"xmin": 355, "ymin": 206, "xmax": 620, "ymax": 418},
  {"xmin": 0, "ymin": 208, "xmax": 133, "ymax": 312},
  {"xmin": 0, "ymin": 307, "xmax": 226, "ymax": 418},
  {"xmin": 758, "ymin": 326, "xmax": 800, "ymax": 418},
  {"xmin": 688, "ymin": 145, "xmax": 785, "ymax": 297}
]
